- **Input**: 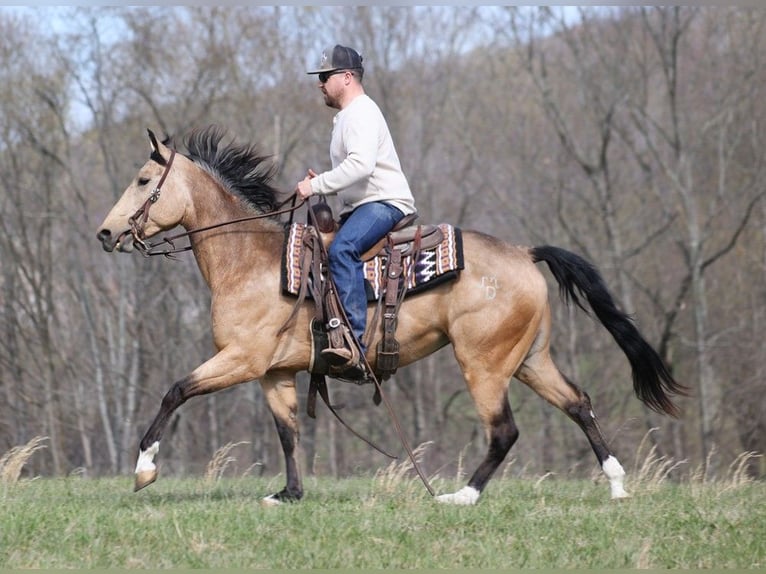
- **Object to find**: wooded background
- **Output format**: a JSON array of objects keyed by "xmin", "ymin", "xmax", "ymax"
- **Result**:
[{"xmin": 1, "ymin": 6, "xmax": 764, "ymax": 483}]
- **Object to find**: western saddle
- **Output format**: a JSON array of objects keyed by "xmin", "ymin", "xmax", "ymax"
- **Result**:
[{"xmin": 279, "ymin": 201, "xmax": 443, "ymax": 410}]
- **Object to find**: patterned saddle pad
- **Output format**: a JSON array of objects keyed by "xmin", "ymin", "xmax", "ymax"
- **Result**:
[{"xmin": 281, "ymin": 222, "xmax": 464, "ymax": 301}]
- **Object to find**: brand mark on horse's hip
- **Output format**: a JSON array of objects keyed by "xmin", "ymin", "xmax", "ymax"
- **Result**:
[{"xmin": 481, "ymin": 276, "xmax": 498, "ymax": 300}]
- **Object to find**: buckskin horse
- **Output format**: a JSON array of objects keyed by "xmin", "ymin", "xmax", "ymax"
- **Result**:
[{"xmin": 96, "ymin": 126, "xmax": 686, "ymax": 505}]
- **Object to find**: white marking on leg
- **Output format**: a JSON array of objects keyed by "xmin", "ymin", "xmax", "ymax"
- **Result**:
[
  {"xmin": 261, "ymin": 494, "xmax": 282, "ymax": 507},
  {"xmin": 135, "ymin": 441, "xmax": 160, "ymax": 473},
  {"xmin": 602, "ymin": 455, "xmax": 630, "ymax": 499},
  {"xmin": 435, "ymin": 486, "xmax": 480, "ymax": 506}
]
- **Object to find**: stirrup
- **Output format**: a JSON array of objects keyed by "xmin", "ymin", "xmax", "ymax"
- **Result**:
[{"xmin": 334, "ymin": 360, "xmax": 371, "ymax": 383}]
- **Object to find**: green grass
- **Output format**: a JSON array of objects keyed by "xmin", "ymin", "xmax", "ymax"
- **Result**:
[{"xmin": 1, "ymin": 472, "xmax": 764, "ymax": 569}]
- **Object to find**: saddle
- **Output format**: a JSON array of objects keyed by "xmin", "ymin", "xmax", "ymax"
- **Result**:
[
  {"xmin": 279, "ymin": 202, "xmax": 463, "ymax": 412},
  {"xmin": 281, "ymin": 204, "xmax": 440, "ymax": 382}
]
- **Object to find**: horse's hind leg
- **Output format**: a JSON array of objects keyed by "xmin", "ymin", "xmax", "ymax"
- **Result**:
[
  {"xmin": 516, "ymin": 351, "xmax": 630, "ymax": 499},
  {"xmin": 259, "ymin": 370, "xmax": 302, "ymax": 505},
  {"xmin": 436, "ymin": 370, "xmax": 519, "ymax": 506}
]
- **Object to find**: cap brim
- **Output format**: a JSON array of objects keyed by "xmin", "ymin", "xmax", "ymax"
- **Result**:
[{"xmin": 306, "ymin": 66, "xmax": 340, "ymax": 75}]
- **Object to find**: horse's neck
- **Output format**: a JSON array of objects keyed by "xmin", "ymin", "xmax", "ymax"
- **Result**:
[{"xmin": 184, "ymin": 193, "xmax": 284, "ymax": 292}]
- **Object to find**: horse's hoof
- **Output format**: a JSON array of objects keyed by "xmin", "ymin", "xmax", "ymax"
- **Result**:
[
  {"xmin": 435, "ymin": 486, "xmax": 480, "ymax": 506},
  {"xmin": 260, "ymin": 494, "xmax": 282, "ymax": 507},
  {"xmin": 611, "ymin": 490, "xmax": 632, "ymax": 500},
  {"xmin": 134, "ymin": 469, "xmax": 158, "ymax": 492}
]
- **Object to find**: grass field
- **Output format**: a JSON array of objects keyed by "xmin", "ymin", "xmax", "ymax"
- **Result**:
[{"xmin": 1, "ymin": 459, "xmax": 764, "ymax": 569}]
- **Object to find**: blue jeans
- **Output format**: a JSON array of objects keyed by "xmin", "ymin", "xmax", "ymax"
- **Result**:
[{"xmin": 328, "ymin": 201, "xmax": 405, "ymax": 353}]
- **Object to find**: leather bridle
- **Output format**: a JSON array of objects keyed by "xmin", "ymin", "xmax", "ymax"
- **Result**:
[{"xmin": 127, "ymin": 148, "xmax": 177, "ymax": 251}]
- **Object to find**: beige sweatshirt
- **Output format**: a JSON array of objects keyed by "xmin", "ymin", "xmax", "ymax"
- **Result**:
[{"xmin": 310, "ymin": 94, "xmax": 416, "ymax": 217}]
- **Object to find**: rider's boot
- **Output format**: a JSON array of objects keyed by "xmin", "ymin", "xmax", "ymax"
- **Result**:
[{"xmin": 321, "ymin": 346, "xmax": 355, "ymax": 367}]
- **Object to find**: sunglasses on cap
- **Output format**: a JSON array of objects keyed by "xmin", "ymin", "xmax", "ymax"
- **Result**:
[{"xmin": 318, "ymin": 69, "xmax": 348, "ymax": 84}]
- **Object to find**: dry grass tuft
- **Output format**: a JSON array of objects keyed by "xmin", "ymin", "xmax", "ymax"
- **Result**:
[
  {"xmin": 687, "ymin": 447, "xmax": 762, "ymax": 494},
  {"xmin": 689, "ymin": 444, "xmax": 718, "ymax": 485},
  {"xmin": 626, "ymin": 430, "xmax": 761, "ymax": 496},
  {"xmin": 373, "ymin": 441, "xmax": 435, "ymax": 496},
  {"xmin": 726, "ymin": 451, "xmax": 761, "ymax": 487},
  {"xmin": 630, "ymin": 428, "xmax": 686, "ymax": 492},
  {"xmin": 0, "ymin": 436, "xmax": 48, "ymax": 485},
  {"xmin": 204, "ymin": 441, "xmax": 249, "ymax": 485},
  {"xmin": 533, "ymin": 471, "xmax": 556, "ymax": 491}
]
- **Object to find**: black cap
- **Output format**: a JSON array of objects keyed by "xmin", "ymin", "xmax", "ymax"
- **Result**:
[{"xmin": 307, "ymin": 45, "xmax": 363, "ymax": 75}]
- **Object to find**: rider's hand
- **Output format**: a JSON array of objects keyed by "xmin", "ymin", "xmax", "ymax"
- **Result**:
[
  {"xmin": 296, "ymin": 176, "xmax": 314, "ymax": 199},
  {"xmin": 296, "ymin": 169, "xmax": 318, "ymax": 199}
]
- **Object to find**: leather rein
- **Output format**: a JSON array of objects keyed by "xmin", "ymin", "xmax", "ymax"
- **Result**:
[{"xmin": 126, "ymin": 147, "xmax": 305, "ymax": 258}]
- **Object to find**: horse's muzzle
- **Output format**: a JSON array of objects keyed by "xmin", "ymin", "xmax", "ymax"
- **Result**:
[{"xmin": 97, "ymin": 228, "xmax": 135, "ymax": 253}]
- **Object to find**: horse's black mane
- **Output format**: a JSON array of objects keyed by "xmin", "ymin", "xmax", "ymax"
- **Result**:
[{"xmin": 180, "ymin": 126, "xmax": 281, "ymax": 214}]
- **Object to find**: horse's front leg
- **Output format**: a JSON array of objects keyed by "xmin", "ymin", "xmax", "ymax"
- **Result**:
[
  {"xmin": 134, "ymin": 347, "xmax": 255, "ymax": 491},
  {"xmin": 259, "ymin": 370, "xmax": 302, "ymax": 505}
]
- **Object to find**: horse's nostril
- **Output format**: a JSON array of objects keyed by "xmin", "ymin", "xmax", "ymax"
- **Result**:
[{"xmin": 97, "ymin": 229, "xmax": 111, "ymax": 242}]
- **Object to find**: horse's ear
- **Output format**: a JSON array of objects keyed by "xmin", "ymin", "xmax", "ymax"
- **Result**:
[
  {"xmin": 147, "ymin": 129, "xmax": 160, "ymax": 153},
  {"xmin": 146, "ymin": 129, "xmax": 168, "ymax": 166}
]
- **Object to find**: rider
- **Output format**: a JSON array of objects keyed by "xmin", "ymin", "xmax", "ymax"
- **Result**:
[{"xmin": 295, "ymin": 44, "xmax": 417, "ymax": 367}]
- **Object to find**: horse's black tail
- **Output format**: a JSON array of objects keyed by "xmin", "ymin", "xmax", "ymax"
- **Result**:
[{"xmin": 531, "ymin": 245, "xmax": 688, "ymax": 418}]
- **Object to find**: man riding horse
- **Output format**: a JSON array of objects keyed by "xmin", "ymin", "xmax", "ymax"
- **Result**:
[{"xmin": 294, "ymin": 45, "xmax": 417, "ymax": 373}]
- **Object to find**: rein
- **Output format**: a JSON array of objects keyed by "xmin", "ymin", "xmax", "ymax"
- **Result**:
[{"xmin": 133, "ymin": 195, "xmax": 304, "ymax": 258}]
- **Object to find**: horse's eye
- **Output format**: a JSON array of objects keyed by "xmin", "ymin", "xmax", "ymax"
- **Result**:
[{"xmin": 137, "ymin": 177, "xmax": 150, "ymax": 186}]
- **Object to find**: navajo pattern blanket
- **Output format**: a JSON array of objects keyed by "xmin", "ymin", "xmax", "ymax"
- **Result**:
[{"xmin": 281, "ymin": 222, "xmax": 464, "ymax": 302}]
